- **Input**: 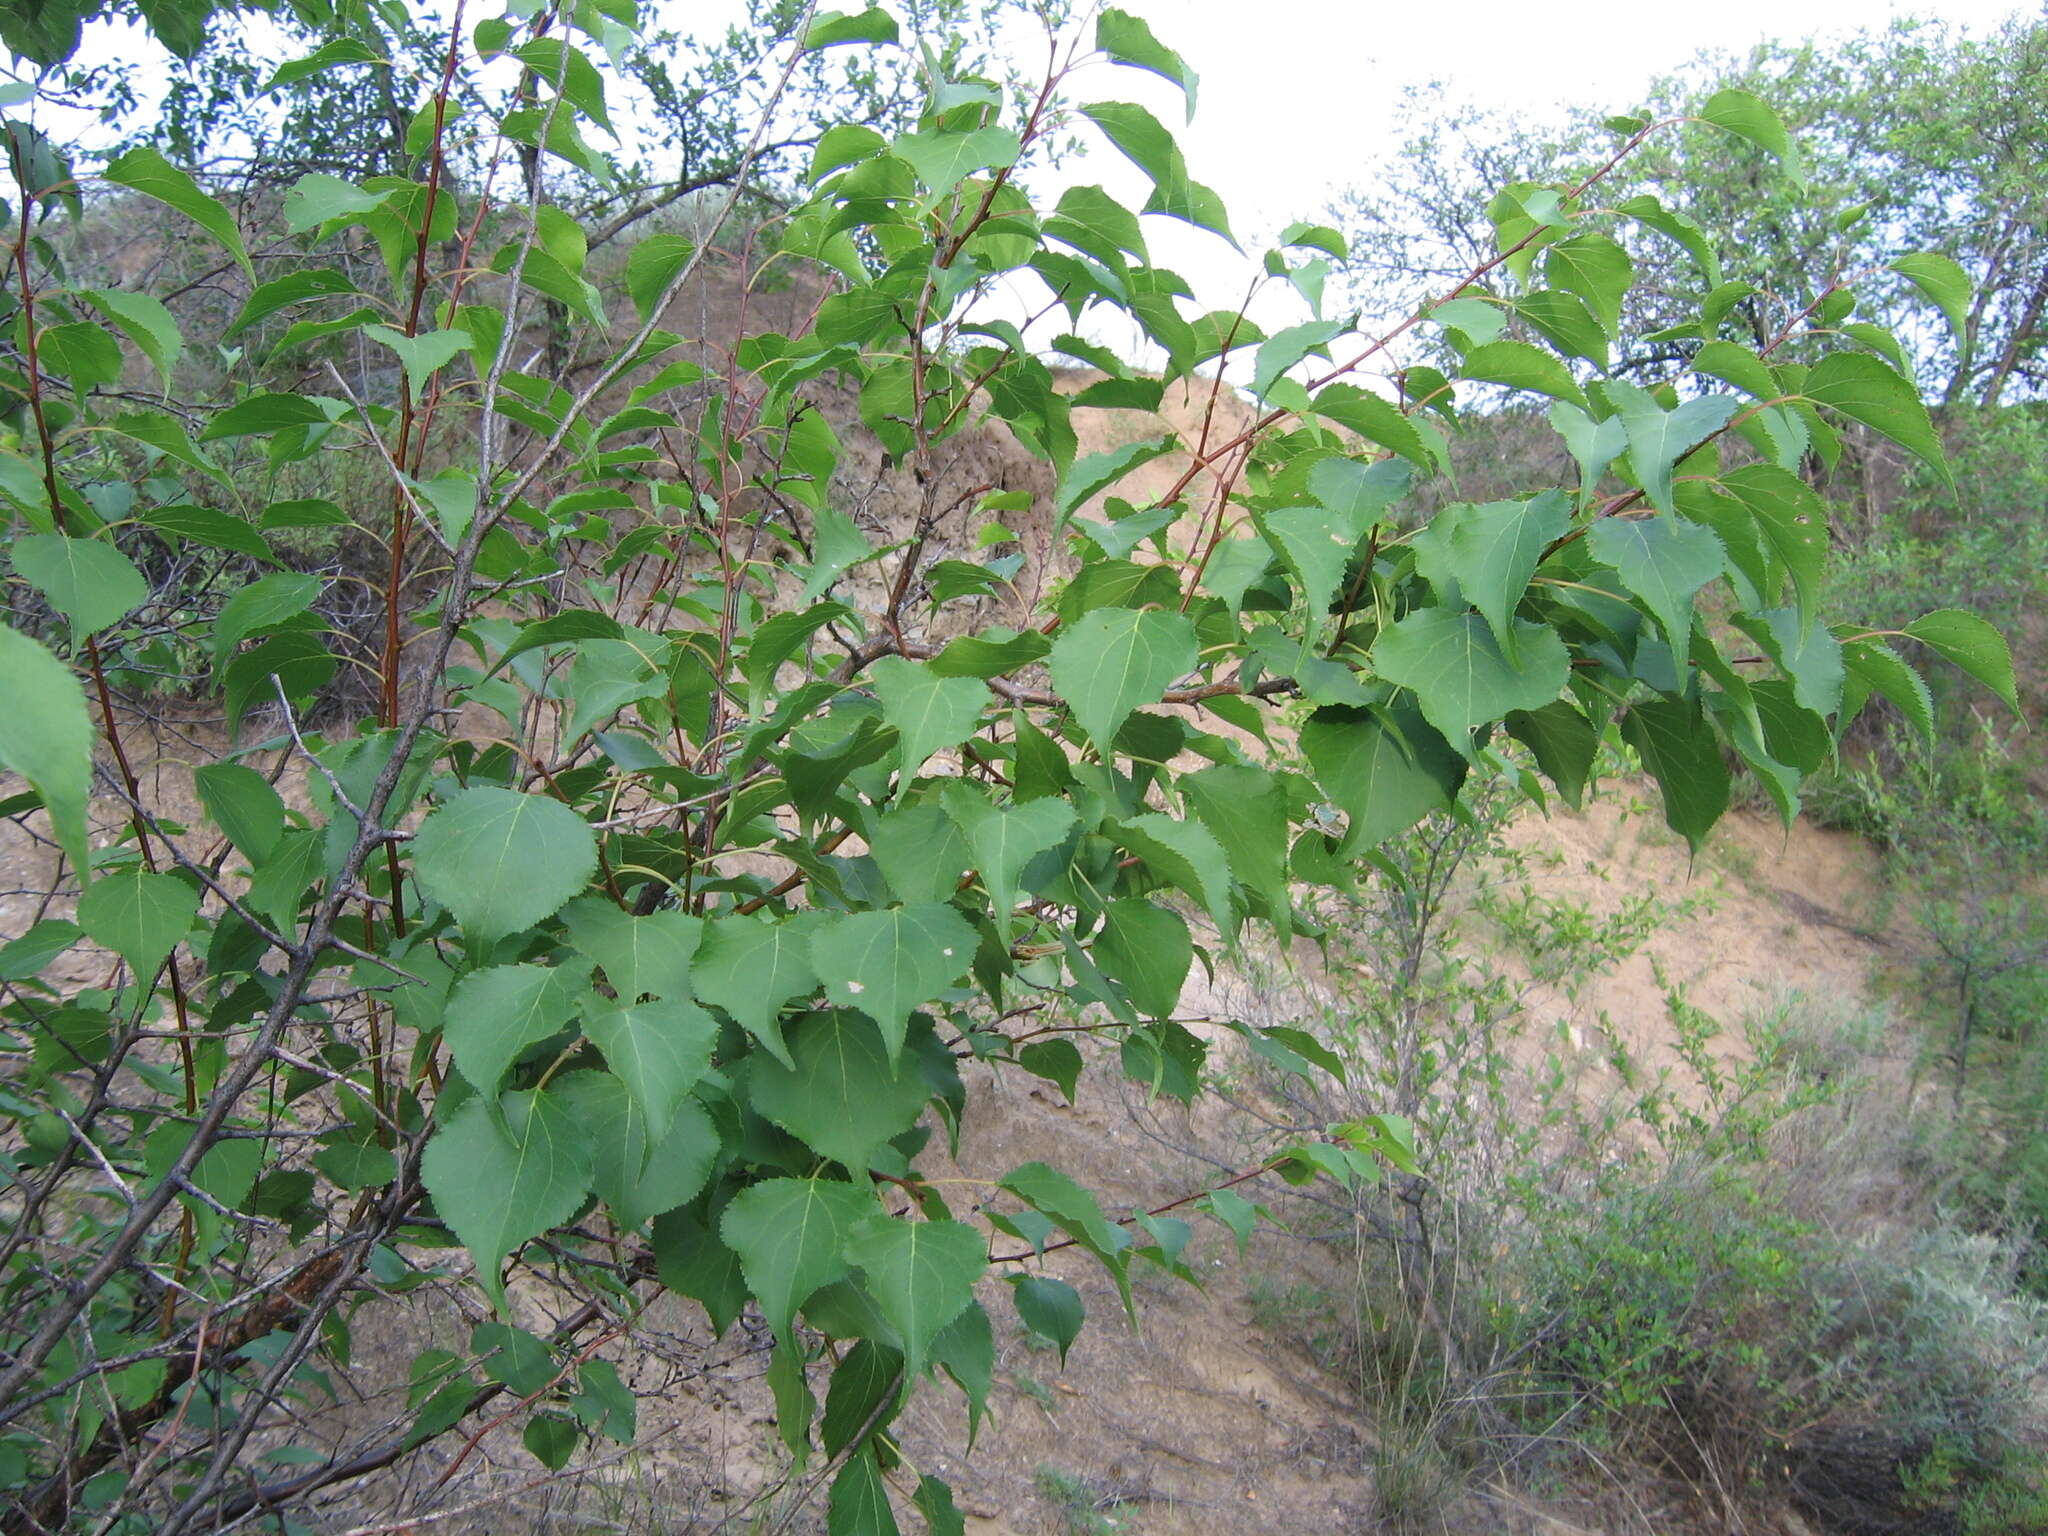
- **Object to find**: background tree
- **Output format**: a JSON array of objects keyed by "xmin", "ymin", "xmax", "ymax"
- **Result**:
[{"xmin": 1331, "ymin": 14, "xmax": 2048, "ymax": 404}]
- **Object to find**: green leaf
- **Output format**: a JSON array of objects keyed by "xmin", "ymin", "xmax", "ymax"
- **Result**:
[
  {"xmin": 1601, "ymin": 380, "xmax": 1738, "ymax": 514},
  {"xmin": 580, "ymin": 997, "xmax": 718, "ymax": 1144},
  {"xmin": 869, "ymin": 801, "xmax": 972, "ymax": 904},
  {"xmin": 1372, "ymin": 610, "xmax": 1570, "ymax": 759},
  {"xmin": 1691, "ymin": 340, "xmax": 1780, "ymax": 403},
  {"xmin": 1455, "ymin": 339, "xmax": 1586, "ymax": 406},
  {"xmin": 106, "ymin": 409, "xmax": 224, "ymax": 486},
  {"xmin": 625, "ymin": 233, "xmax": 694, "ymax": 322},
  {"xmin": 558, "ymin": 897, "xmax": 702, "ymax": 1003},
  {"xmin": 474, "ymin": 1320, "xmax": 556, "ymax": 1396},
  {"xmin": 1180, "ymin": 764, "xmax": 1291, "ymax": 927},
  {"xmin": 1048, "ymin": 607, "xmax": 1198, "ymax": 754},
  {"xmin": 1905, "ymin": 609, "xmax": 2019, "ymax": 715},
  {"xmin": 1516, "ymin": 289, "xmax": 1609, "ymax": 369},
  {"xmin": 1699, "ymin": 88, "xmax": 1797, "ymax": 174},
  {"xmin": 410, "ymin": 468, "xmax": 473, "ymax": 552},
  {"xmin": 802, "ymin": 8, "xmax": 899, "ymax": 48},
  {"xmin": 869, "ymin": 658, "xmax": 988, "ymax": 791},
  {"xmin": 1549, "ymin": 401, "xmax": 1629, "ymax": 498},
  {"xmin": 1310, "ymin": 456, "xmax": 1410, "ymax": 526},
  {"xmin": 281, "ymin": 172, "xmax": 396, "ymax": 233},
  {"xmin": 999, "ymin": 1162, "xmax": 1132, "ymax": 1315},
  {"xmin": 510, "ymin": 38, "xmax": 614, "ymax": 135},
  {"xmin": 941, "ymin": 784, "xmax": 1076, "ymax": 943},
  {"xmin": 1437, "ymin": 491, "xmax": 1573, "ymax": 658},
  {"xmin": 1299, "ymin": 705, "xmax": 1465, "ymax": 853},
  {"xmin": 913, "ymin": 1476, "xmax": 965, "ymax": 1536},
  {"xmin": 200, "ymin": 391, "xmax": 331, "ymax": 441},
  {"xmin": 1841, "ymin": 638, "xmax": 1935, "ymax": 745},
  {"xmin": 223, "ymin": 632, "xmax": 334, "ymax": 741},
  {"xmin": 0, "ymin": 622, "xmax": 93, "ymax": 876},
  {"xmin": 1544, "ymin": 231, "xmax": 1633, "ymax": 335},
  {"xmin": 767, "ymin": 1342, "xmax": 817, "ymax": 1462},
  {"xmin": 411, "ymin": 788, "xmax": 598, "ymax": 949},
  {"xmin": 363, "ymin": 324, "xmax": 472, "ymax": 397},
  {"xmin": 103, "ymin": 146, "xmax": 251, "ymax": 277},
  {"xmin": 811, "ymin": 123, "xmax": 886, "ymax": 182},
  {"xmin": 76, "ymin": 868, "xmax": 196, "ymax": 978},
  {"xmin": 1311, "ymin": 383, "xmax": 1436, "ymax": 471},
  {"xmin": 1252, "ymin": 319, "xmax": 1344, "ymax": 399},
  {"xmin": 1616, "ymin": 195, "xmax": 1722, "ymax": 288},
  {"xmin": 1888, "ymin": 253, "xmax": 1971, "ymax": 341},
  {"xmin": 0, "ymin": 919, "xmax": 82, "ymax": 982},
  {"xmin": 828, "ymin": 1449, "xmax": 901, "ymax": 1536},
  {"xmin": 78, "ymin": 288, "xmax": 182, "ymax": 386},
  {"xmin": 1619, "ymin": 697, "xmax": 1730, "ymax": 855},
  {"xmin": 423, "ymin": 1087, "xmax": 595, "ymax": 1311},
  {"xmin": 800, "ymin": 504, "xmax": 876, "ymax": 602},
  {"xmin": 653, "ymin": 1203, "xmax": 748, "ymax": 1336},
  {"xmin": 1252, "ymin": 503, "xmax": 1354, "ymax": 617},
  {"xmin": 1096, "ymin": 7, "xmax": 1197, "ymax": 117},
  {"xmin": 442, "ymin": 961, "xmax": 588, "ymax": 1097},
  {"xmin": 1717, "ymin": 464, "xmax": 1826, "ymax": 626},
  {"xmin": 313, "ymin": 1142, "xmax": 397, "ymax": 1191},
  {"xmin": 1056, "ymin": 434, "xmax": 1177, "ymax": 521},
  {"xmin": 244, "ymin": 827, "xmax": 323, "ymax": 930},
  {"xmin": 259, "ymin": 498, "xmax": 350, "ymax": 530},
  {"xmin": 1734, "ymin": 608, "xmax": 1844, "ymax": 718},
  {"xmin": 923, "ymin": 1312, "xmax": 999, "ymax": 1440},
  {"xmin": 523, "ymin": 1414, "xmax": 578, "ymax": 1470},
  {"xmin": 812, "ymin": 903, "xmax": 976, "ymax": 1060},
  {"xmin": 193, "ymin": 761, "xmax": 283, "ymax": 862},
  {"xmin": 1430, "ymin": 297, "xmax": 1505, "ymax": 346},
  {"xmin": 892, "ymin": 125, "xmax": 1021, "ymax": 198},
  {"xmin": 1011, "ymin": 1274, "xmax": 1084, "ymax": 1363},
  {"xmin": 720, "ymin": 1177, "xmax": 872, "ymax": 1350},
  {"xmin": 1018, "ymin": 1039, "xmax": 1082, "ymax": 1104},
  {"xmin": 480, "ymin": 609, "xmax": 625, "ymax": 678},
  {"xmin": 265, "ymin": 37, "xmax": 383, "ymax": 91},
  {"xmin": 741, "ymin": 601, "xmax": 850, "ymax": 714},
  {"xmin": 1840, "ymin": 322, "xmax": 1909, "ymax": 375},
  {"xmin": 36, "ymin": 321, "xmax": 122, "ymax": 390},
  {"xmin": 14, "ymin": 534, "xmax": 147, "ymax": 639},
  {"xmin": 228, "ymin": 268, "xmax": 362, "ymax": 338},
  {"xmin": 553, "ymin": 1068, "xmax": 718, "ymax": 1228},
  {"xmin": 926, "ymin": 628, "xmax": 1051, "ymax": 679},
  {"xmin": 1504, "ymin": 701, "xmax": 1599, "ymax": 808},
  {"xmin": 1587, "ymin": 514, "xmax": 1726, "ymax": 665},
  {"xmin": 749, "ymin": 1010, "xmax": 931, "ymax": 1173},
  {"xmin": 1111, "ymin": 812, "xmax": 1232, "ymax": 927},
  {"xmin": 693, "ymin": 913, "xmax": 822, "ymax": 1068},
  {"xmin": 139, "ymin": 503, "xmax": 271, "ymax": 561},
  {"xmin": 1094, "ymin": 898, "xmax": 1189, "ymax": 1018},
  {"xmin": 1078, "ymin": 102, "xmax": 1235, "ymax": 245},
  {"xmin": 212, "ymin": 571, "xmax": 321, "ymax": 658},
  {"xmin": 1801, "ymin": 352, "xmax": 1948, "ymax": 483},
  {"xmin": 845, "ymin": 1215, "xmax": 985, "ymax": 1381}
]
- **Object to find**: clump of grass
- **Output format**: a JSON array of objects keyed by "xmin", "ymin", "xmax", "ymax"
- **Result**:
[{"xmin": 1033, "ymin": 1465, "xmax": 1135, "ymax": 1535}]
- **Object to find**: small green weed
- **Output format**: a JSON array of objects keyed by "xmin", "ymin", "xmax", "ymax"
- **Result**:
[{"xmin": 1033, "ymin": 1465, "xmax": 1136, "ymax": 1535}]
